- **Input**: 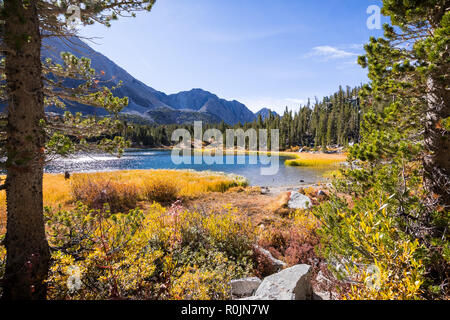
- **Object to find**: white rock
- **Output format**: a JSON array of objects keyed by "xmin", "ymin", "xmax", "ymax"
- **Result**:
[
  {"xmin": 288, "ymin": 192, "xmax": 312, "ymax": 209},
  {"xmin": 253, "ymin": 264, "xmax": 313, "ymax": 300},
  {"xmin": 230, "ymin": 277, "xmax": 262, "ymax": 297}
]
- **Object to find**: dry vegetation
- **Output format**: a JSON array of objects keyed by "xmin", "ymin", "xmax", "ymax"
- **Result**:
[
  {"xmin": 0, "ymin": 170, "xmax": 247, "ymax": 234},
  {"xmin": 0, "ymin": 168, "xmax": 342, "ymax": 300}
]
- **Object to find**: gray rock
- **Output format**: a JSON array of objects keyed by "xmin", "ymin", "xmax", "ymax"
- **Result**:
[
  {"xmin": 254, "ymin": 245, "xmax": 287, "ymax": 271},
  {"xmin": 317, "ymin": 190, "xmax": 327, "ymax": 197},
  {"xmin": 288, "ymin": 192, "xmax": 312, "ymax": 209},
  {"xmin": 237, "ymin": 295, "xmax": 263, "ymax": 300},
  {"xmin": 230, "ymin": 277, "xmax": 262, "ymax": 297},
  {"xmin": 253, "ymin": 264, "xmax": 313, "ymax": 300}
]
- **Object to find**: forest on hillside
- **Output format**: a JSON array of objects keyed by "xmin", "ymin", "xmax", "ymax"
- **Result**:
[{"xmin": 124, "ymin": 86, "xmax": 362, "ymax": 150}]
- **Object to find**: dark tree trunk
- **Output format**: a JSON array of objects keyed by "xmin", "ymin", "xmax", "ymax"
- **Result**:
[
  {"xmin": 2, "ymin": 0, "xmax": 50, "ymax": 300},
  {"xmin": 424, "ymin": 74, "xmax": 450, "ymax": 209}
]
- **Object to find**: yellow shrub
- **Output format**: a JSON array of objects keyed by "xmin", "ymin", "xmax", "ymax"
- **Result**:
[
  {"xmin": 203, "ymin": 206, "xmax": 254, "ymax": 242},
  {"xmin": 170, "ymin": 266, "xmax": 231, "ymax": 300},
  {"xmin": 143, "ymin": 177, "xmax": 180, "ymax": 204},
  {"xmin": 45, "ymin": 202, "xmax": 255, "ymax": 300},
  {"xmin": 336, "ymin": 207, "xmax": 425, "ymax": 300},
  {"xmin": 293, "ymin": 210, "xmax": 320, "ymax": 237}
]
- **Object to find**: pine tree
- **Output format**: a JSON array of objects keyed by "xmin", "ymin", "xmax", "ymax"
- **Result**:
[
  {"xmin": 314, "ymin": 0, "xmax": 449, "ymax": 299},
  {"xmin": 0, "ymin": 0, "xmax": 155, "ymax": 300},
  {"xmin": 358, "ymin": 0, "xmax": 449, "ymax": 209}
]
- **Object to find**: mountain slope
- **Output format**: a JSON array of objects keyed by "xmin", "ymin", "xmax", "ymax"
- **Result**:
[{"xmin": 42, "ymin": 37, "xmax": 256, "ymax": 125}]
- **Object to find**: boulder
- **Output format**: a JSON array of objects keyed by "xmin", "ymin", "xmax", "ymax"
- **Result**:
[
  {"xmin": 288, "ymin": 192, "xmax": 312, "ymax": 209},
  {"xmin": 254, "ymin": 245, "xmax": 287, "ymax": 271},
  {"xmin": 253, "ymin": 264, "xmax": 313, "ymax": 300},
  {"xmin": 238, "ymin": 295, "xmax": 262, "ymax": 300},
  {"xmin": 230, "ymin": 277, "xmax": 262, "ymax": 297}
]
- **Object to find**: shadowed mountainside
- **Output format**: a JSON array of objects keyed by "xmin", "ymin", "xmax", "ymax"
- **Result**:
[{"xmin": 41, "ymin": 37, "xmax": 256, "ymax": 125}]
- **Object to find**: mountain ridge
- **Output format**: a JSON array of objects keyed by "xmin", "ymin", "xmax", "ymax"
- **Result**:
[
  {"xmin": 42, "ymin": 37, "xmax": 256, "ymax": 125},
  {"xmin": 255, "ymin": 108, "xmax": 279, "ymax": 120}
]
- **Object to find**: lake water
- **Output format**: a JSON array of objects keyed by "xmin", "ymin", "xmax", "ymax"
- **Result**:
[{"xmin": 45, "ymin": 149, "xmax": 332, "ymax": 187}]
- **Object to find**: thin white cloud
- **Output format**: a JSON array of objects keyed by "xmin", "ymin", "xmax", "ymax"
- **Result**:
[{"xmin": 304, "ymin": 45, "xmax": 358, "ymax": 60}]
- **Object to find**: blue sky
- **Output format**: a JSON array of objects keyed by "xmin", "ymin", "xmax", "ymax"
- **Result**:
[{"xmin": 79, "ymin": 0, "xmax": 387, "ymax": 114}]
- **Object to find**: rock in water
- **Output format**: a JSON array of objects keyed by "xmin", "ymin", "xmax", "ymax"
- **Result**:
[
  {"xmin": 230, "ymin": 277, "xmax": 262, "ymax": 297},
  {"xmin": 288, "ymin": 192, "xmax": 312, "ymax": 209},
  {"xmin": 253, "ymin": 265, "xmax": 313, "ymax": 300}
]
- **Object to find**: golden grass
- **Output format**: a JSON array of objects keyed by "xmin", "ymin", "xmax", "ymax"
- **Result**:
[
  {"xmin": 284, "ymin": 152, "xmax": 347, "ymax": 167},
  {"xmin": 76, "ymin": 170, "xmax": 247, "ymax": 198},
  {"xmin": 191, "ymin": 148, "xmax": 347, "ymax": 168},
  {"xmin": 0, "ymin": 170, "xmax": 247, "ymax": 233}
]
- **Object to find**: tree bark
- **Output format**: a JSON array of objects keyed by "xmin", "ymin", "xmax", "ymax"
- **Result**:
[
  {"xmin": 2, "ymin": 0, "xmax": 50, "ymax": 300},
  {"xmin": 424, "ymin": 74, "xmax": 450, "ymax": 210}
]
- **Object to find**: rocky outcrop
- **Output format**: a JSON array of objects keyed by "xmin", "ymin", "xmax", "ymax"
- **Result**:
[{"xmin": 240, "ymin": 264, "xmax": 313, "ymax": 300}]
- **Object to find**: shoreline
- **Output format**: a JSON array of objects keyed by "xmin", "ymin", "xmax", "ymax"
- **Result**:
[
  {"xmin": 37, "ymin": 150, "xmax": 344, "ymax": 188},
  {"xmin": 137, "ymin": 147, "xmax": 348, "ymax": 167}
]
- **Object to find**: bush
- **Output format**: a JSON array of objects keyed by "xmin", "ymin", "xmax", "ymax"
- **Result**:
[
  {"xmin": 170, "ymin": 265, "xmax": 231, "ymax": 300},
  {"xmin": 71, "ymin": 175, "xmax": 139, "ymax": 213},
  {"xmin": 44, "ymin": 203, "xmax": 255, "ymax": 300},
  {"xmin": 45, "ymin": 204, "xmax": 160, "ymax": 299},
  {"xmin": 257, "ymin": 210, "xmax": 321, "ymax": 267},
  {"xmin": 143, "ymin": 177, "xmax": 180, "ymax": 204},
  {"xmin": 314, "ymin": 193, "xmax": 425, "ymax": 300}
]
